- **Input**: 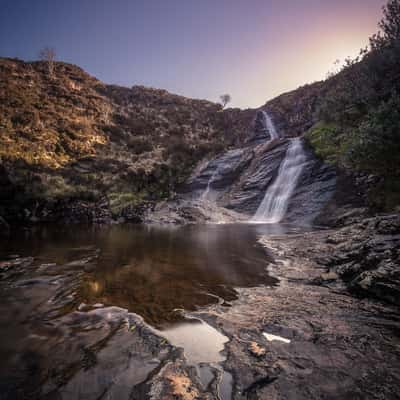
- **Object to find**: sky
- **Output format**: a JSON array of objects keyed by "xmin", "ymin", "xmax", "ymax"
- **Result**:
[{"xmin": 0, "ymin": 0, "xmax": 386, "ymax": 108}]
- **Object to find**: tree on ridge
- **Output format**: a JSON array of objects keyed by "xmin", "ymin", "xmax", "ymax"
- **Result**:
[
  {"xmin": 220, "ymin": 94, "xmax": 231, "ymax": 109},
  {"xmin": 39, "ymin": 47, "xmax": 56, "ymax": 77}
]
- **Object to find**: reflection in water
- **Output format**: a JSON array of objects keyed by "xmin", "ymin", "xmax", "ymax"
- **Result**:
[
  {"xmin": 159, "ymin": 318, "xmax": 233, "ymax": 399},
  {"xmin": 160, "ymin": 319, "xmax": 228, "ymax": 364},
  {"xmin": 0, "ymin": 223, "xmax": 308, "ymax": 400},
  {"xmin": 0, "ymin": 223, "xmax": 310, "ymax": 327}
]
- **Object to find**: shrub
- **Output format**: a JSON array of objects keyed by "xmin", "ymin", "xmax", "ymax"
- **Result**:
[
  {"xmin": 108, "ymin": 191, "xmax": 144, "ymax": 214},
  {"xmin": 348, "ymin": 92, "xmax": 400, "ymax": 177},
  {"xmin": 305, "ymin": 123, "xmax": 350, "ymax": 164},
  {"xmin": 126, "ymin": 137, "xmax": 153, "ymax": 154}
]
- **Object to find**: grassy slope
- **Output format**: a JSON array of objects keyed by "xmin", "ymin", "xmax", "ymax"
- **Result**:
[{"xmin": 0, "ymin": 58, "xmax": 254, "ymax": 220}]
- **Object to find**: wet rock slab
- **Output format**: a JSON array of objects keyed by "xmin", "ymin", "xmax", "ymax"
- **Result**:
[
  {"xmin": 316, "ymin": 214, "xmax": 400, "ymax": 305},
  {"xmin": 0, "ymin": 257, "xmax": 176, "ymax": 400},
  {"xmin": 197, "ymin": 230, "xmax": 400, "ymax": 399}
]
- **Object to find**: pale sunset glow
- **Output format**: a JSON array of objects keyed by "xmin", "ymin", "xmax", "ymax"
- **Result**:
[{"xmin": 0, "ymin": 0, "xmax": 386, "ymax": 108}]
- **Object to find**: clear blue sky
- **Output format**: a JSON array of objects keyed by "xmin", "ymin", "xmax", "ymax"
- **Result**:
[{"xmin": 0, "ymin": 0, "xmax": 385, "ymax": 108}]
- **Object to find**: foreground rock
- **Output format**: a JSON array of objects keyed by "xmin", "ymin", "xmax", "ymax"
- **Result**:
[
  {"xmin": 314, "ymin": 214, "xmax": 400, "ymax": 305},
  {"xmin": 144, "ymin": 198, "xmax": 247, "ymax": 224},
  {"xmin": 198, "ymin": 229, "xmax": 400, "ymax": 399}
]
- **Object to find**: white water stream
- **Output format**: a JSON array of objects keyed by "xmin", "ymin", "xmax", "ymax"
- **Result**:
[
  {"xmin": 262, "ymin": 111, "xmax": 279, "ymax": 140},
  {"xmin": 202, "ymin": 168, "xmax": 219, "ymax": 201},
  {"xmin": 252, "ymin": 137, "xmax": 306, "ymax": 223}
]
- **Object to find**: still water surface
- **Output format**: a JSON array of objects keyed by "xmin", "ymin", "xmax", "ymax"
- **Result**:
[
  {"xmin": 0, "ymin": 223, "xmax": 308, "ymax": 326},
  {"xmin": 0, "ymin": 223, "xmax": 312, "ymax": 399}
]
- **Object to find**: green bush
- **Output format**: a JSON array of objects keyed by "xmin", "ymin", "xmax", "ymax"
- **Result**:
[
  {"xmin": 305, "ymin": 123, "xmax": 350, "ymax": 165},
  {"xmin": 348, "ymin": 93, "xmax": 400, "ymax": 177}
]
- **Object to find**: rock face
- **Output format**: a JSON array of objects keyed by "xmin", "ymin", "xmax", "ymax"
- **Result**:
[
  {"xmin": 285, "ymin": 144, "xmax": 337, "ymax": 224},
  {"xmin": 263, "ymin": 81, "xmax": 327, "ymax": 137},
  {"xmin": 170, "ymin": 137, "xmax": 337, "ymax": 224},
  {"xmin": 223, "ymin": 141, "xmax": 289, "ymax": 214},
  {"xmin": 318, "ymin": 214, "xmax": 400, "ymax": 305},
  {"xmin": 248, "ymin": 110, "xmax": 274, "ymax": 143},
  {"xmin": 184, "ymin": 148, "xmax": 250, "ymax": 197}
]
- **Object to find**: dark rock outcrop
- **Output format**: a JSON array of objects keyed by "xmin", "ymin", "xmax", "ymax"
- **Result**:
[
  {"xmin": 183, "ymin": 148, "xmax": 250, "ymax": 195},
  {"xmin": 248, "ymin": 110, "xmax": 273, "ymax": 144},
  {"xmin": 174, "ymin": 138, "xmax": 337, "ymax": 224},
  {"xmin": 263, "ymin": 81, "xmax": 327, "ymax": 137},
  {"xmin": 286, "ymin": 145, "xmax": 337, "ymax": 224},
  {"xmin": 223, "ymin": 141, "xmax": 289, "ymax": 214},
  {"xmin": 319, "ymin": 214, "xmax": 400, "ymax": 304}
]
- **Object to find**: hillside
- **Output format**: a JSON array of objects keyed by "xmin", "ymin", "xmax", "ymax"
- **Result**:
[
  {"xmin": 1, "ymin": 4, "xmax": 399, "ymax": 228},
  {"xmin": 0, "ymin": 58, "xmax": 254, "ymax": 224}
]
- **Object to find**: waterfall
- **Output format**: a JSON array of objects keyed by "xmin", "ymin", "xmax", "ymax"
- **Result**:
[
  {"xmin": 202, "ymin": 168, "xmax": 218, "ymax": 201},
  {"xmin": 262, "ymin": 111, "xmax": 279, "ymax": 140},
  {"xmin": 252, "ymin": 138, "xmax": 306, "ymax": 223}
]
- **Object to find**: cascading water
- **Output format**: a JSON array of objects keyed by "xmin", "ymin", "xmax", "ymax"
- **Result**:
[
  {"xmin": 202, "ymin": 168, "xmax": 219, "ymax": 201},
  {"xmin": 262, "ymin": 111, "xmax": 279, "ymax": 140},
  {"xmin": 252, "ymin": 138, "xmax": 306, "ymax": 223}
]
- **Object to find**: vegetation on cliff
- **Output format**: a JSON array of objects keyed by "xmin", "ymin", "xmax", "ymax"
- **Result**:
[{"xmin": 306, "ymin": 0, "xmax": 400, "ymax": 211}]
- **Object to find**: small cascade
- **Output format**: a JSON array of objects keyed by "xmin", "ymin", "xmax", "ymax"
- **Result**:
[
  {"xmin": 252, "ymin": 138, "xmax": 306, "ymax": 223},
  {"xmin": 202, "ymin": 168, "xmax": 219, "ymax": 201},
  {"xmin": 262, "ymin": 111, "xmax": 279, "ymax": 140}
]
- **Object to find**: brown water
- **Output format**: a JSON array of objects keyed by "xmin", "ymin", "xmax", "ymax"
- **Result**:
[
  {"xmin": 0, "ymin": 223, "xmax": 314, "ymax": 399},
  {"xmin": 0, "ymin": 223, "xmax": 309, "ymax": 327}
]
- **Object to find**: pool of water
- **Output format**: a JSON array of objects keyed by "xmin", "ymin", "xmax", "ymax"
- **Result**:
[
  {"xmin": 0, "ymin": 223, "xmax": 310, "ymax": 327},
  {"xmin": 0, "ymin": 222, "xmax": 317, "ymax": 399}
]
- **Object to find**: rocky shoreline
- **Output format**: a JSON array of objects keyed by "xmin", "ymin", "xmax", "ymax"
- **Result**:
[
  {"xmin": 315, "ymin": 214, "xmax": 400, "ymax": 306},
  {"xmin": 1, "ymin": 213, "xmax": 399, "ymax": 399},
  {"xmin": 205, "ymin": 226, "xmax": 400, "ymax": 399}
]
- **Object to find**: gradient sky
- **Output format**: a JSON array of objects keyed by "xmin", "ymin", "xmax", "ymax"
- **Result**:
[{"xmin": 0, "ymin": 0, "xmax": 386, "ymax": 108}]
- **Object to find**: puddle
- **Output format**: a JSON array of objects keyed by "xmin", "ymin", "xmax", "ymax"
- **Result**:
[
  {"xmin": 159, "ymin": 318, "xmax": 233, "ymax": 399},
  {"xmin": 160, "ymin": 319, "xmax": 228, "ymax": 365},
  {"xmin": 263, "ymin": 332, "xmax": 291, "ymax": 344}
]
